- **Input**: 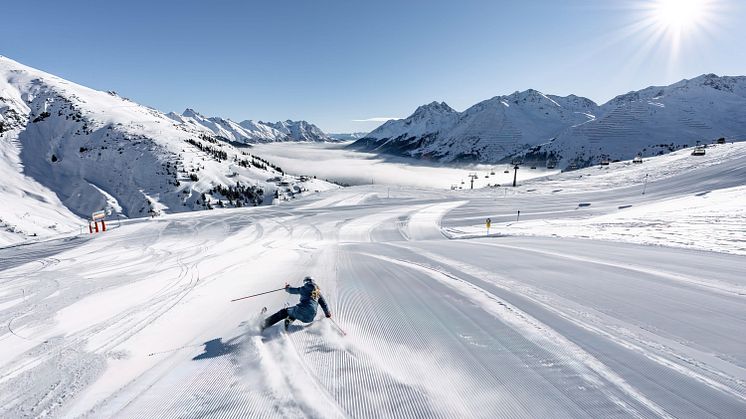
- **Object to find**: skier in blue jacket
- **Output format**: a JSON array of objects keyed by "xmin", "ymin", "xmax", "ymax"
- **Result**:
[{"xmin": 262, "ymin": 276, "xmax": 332, "ymax": 331}]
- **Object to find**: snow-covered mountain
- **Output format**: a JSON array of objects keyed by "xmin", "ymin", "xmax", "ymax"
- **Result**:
[
  {"xmin": 258, "ymin": 119, "xmax": 334, "ymax": 142},
  {"xmin": 166, "ymin": 109, "xmax": 286, "ymax": 143},
  {"xmin": 352, "ymin": 75, "xmax": 746, "ymax": 167},
  {"xmin": 165, "ymin": 110, "xmax": 335, "ymax": 144},
  {"xmin": 328, "ymin": 132, "xmax": 368, "ymax": 141},
  {"xmin": 0, "ymin": 56, "xmax": 335, "ymax": 245}
]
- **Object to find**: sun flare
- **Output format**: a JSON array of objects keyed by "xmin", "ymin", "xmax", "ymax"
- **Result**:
[
  {"xmin": 653, "ymin": 0, "xmax": 708, "ymax": 32},
  {"xmin": 637, "ymin": 0, "xmax": 723, "ymax": 59}
]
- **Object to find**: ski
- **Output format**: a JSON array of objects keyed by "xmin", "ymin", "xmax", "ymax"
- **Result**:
[
  {"xmin": 329, "ymin": 317, "xmax": 347, "ymax": 336},
  {"xmin": 257, "ymin": 306, "xmax": 268, "ymax": 332}
]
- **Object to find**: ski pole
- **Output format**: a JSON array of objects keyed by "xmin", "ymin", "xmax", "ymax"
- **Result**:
[
  {"xmin": 230, "ymin": 287, "xmax": 285, "ymax": 302},
  {"xmin": 328, "ymin": 317, "xmax": 347, "ymax": 336}
]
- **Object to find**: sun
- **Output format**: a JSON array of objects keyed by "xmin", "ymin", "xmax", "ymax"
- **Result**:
[
  {"xmin": 652, "ymin": 0, "xmax": 708, "ymax": 32},
  {"xmin": 594, "ymin": 0, "xmax": 725, "ymax": 71},
  {"xmin": 642, "ymin": 0, "xmax": 721, "ymax": 57}
]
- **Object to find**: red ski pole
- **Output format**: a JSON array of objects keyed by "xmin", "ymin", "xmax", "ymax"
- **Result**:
[{"xmin": 230, "ymin": 287, "xmax": 285, "ymax": 302}]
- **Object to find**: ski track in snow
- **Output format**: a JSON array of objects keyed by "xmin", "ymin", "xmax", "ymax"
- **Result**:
[
  {"xmin": 357, "ymin": 252, "xmax": 672, "ymax": 418},
  {"xmin": 0, "ymin": 144, "xmax": 745, "ymax": 418},
  {"xmin": 381, "ymin": 242, "xmax": 746, "ymax": 410}
]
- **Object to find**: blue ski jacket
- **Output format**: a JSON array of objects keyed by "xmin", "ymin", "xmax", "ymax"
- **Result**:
[{"xmin": 286, "ymin": 281, "xmax": 331, "ymax": 323}]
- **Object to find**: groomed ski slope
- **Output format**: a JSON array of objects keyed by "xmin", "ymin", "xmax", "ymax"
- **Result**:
[{"xmin": 0, "ymin": 144, "xmax": 745, "ymax": 418}]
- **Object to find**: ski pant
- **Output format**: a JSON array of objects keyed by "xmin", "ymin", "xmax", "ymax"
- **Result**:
[{"xmin": 263, "ymin": 308, "xmax": 293, "ymax": 329}]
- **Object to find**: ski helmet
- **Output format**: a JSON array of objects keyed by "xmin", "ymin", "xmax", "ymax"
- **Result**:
[{"xmin": 304, "ymin": 276, "xmax": 314, "ymax": 283}]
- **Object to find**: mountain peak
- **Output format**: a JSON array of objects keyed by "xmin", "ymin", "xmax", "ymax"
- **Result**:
[
  {"xmin": 547, "ymin": 94, "xmax": 599, "ymax": 111},
  {"xmin": 250, "ymin": 119, "xmax": 331, "ymax": 142},
  {"xmin": 182, "ymin": 108, "xmax": 204, "ymax": 118},
  {"xmin": 687, "ymin": 73, "xmax": 746, "ymax": 94},
  {"xmin": 411, "ymin": 101, "xmax": 455, "ymax": 118},
  {"xmin": 506, "ymin": 89, "xmax": 555, "ymax": 102}
]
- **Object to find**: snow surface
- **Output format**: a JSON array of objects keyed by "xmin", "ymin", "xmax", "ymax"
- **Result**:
[
  {"xmin": 0, "ymin": 137, "xmax": 744, "ymax": 418},
  {"xmin": 444, "ymin": 141, "xmax": 746, "ymax": 255}
]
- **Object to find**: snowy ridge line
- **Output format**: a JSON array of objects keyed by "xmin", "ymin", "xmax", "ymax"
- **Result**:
[
  {"xmin": 474, "ymin": 242, "xmax": 746, "ymax": 297},
  {"xmin": 362, "ymin": 252, "xmax": 674, "ymax": 418},
  {"xmin": 393, "ymin": 243, "xmax": 746, "ymax": 405},
  {"xmin": 171, "ymin": 108, "xmax": 336, "ymax": 144}
]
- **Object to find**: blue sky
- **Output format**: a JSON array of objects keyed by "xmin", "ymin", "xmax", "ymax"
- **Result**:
[{"xmin": 2, "ymin": 0, "xmax": 744, "ymax": 132}]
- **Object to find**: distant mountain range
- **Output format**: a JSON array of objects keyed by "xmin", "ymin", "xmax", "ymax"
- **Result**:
[
  {"xmin": 0, "ymin": 56, "xmax": 335, "ymax": 244},
  {"xmin": 351, "ymin": 75, "xmax": 746, "ymax": 167},
  {"xmin": 166, "ymin": 109, "xmax": 335, "ymax": 143},
  {"xmin": 328, "ymin": 132, "xmax": 369, "ymax": 141}
]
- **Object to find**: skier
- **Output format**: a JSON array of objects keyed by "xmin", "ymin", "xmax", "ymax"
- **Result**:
[{"xmin": 262, "ymin": 276, "xmax": 332, "ymax": 331}]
